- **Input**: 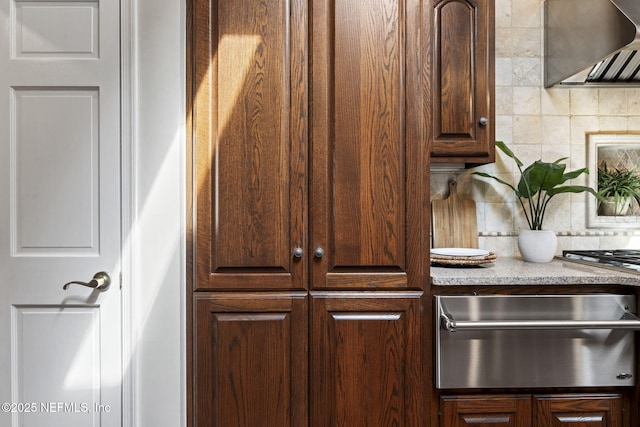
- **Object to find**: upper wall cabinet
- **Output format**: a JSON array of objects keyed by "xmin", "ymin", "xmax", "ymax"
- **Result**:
[{"xmin": 429, "ymin": 0, "xmax": 495, "ymax": 165}]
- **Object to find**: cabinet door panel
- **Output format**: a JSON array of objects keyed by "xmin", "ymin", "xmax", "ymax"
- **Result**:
[
  {"xmin": 534, "ymin": 394, "xmax": 623, "ymax": 427},
  {"xmin": 430, "ymin": 0, "xmax": 495, "ymax": 163},
  {"xmin": 441, "ymin": 395, "xmax": 532, "ymax": 427},
  {"xmin": 194, "ymin": 293, "xmax": 307, "ymax": 427},
  {"xmin": 191, "ymin": 0, "xmax": 308, "ymax": 291},
  {"xmin": 311, "ymin": 292, "xmax": 423, "ymax": 427},
  {"xmin": 311, "ymin": 0, "xmax": 428, "ymax": 290}
]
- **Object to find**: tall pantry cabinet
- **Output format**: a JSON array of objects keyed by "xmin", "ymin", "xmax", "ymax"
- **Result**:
[{"xmin": 187, "ymin": 0, "xmax": 430, "ymax": 426}]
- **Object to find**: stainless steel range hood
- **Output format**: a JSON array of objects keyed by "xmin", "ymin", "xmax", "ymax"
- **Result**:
[{"xmin": 545, "ymin": 0, "xmax": 640, "ymax": 87}]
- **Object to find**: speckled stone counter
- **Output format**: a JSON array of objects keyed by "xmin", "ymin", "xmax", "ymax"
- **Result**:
[{"xmin": 431, "ymin": 257, "xmax": 640, "ymax": 287}]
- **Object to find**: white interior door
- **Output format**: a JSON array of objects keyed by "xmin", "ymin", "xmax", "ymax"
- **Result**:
[{"xmin": 0, "ymin": 0, "xmax": 122, "ymax": 426}]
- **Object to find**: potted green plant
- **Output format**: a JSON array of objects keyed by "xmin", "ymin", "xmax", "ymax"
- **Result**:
[
  {"xmin": 596, "ymin": 163, "xmax": 640, "ymax": 216},
  {"xmin": 472, "ymin": 141, "xmax": 600, "ymax": 262}
]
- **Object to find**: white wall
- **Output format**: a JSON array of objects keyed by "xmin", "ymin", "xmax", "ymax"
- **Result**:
[{"xmin": 130, "ymin": 0, "xmax": 185, "ymax": 425}]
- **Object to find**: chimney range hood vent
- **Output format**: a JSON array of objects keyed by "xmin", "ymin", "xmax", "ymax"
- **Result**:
[{"xmin": 545, "ymin": 0, "xmax": 640, "ymax": 87}]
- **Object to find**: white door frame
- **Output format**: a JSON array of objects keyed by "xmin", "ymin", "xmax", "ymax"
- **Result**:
[
  {"xmin": 121, "ymin": 0, "xmax": 186, "ymax": 425},
  {"xmin": 120, "ymin": 0, "xmax": 135, "ymax": 424}
]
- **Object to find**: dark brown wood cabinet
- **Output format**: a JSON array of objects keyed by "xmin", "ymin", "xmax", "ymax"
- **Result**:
[
  {"xmin": 441, "ymin": 394, "xmax": 624, "ymax": 427},
  {"xmin": 534, "ymin": 394, "xmax": 623, "ymax": 427},
  {"xmin": 311, "ymin": 293, "xmax": 424, "ymax": 426},
  {"xmin": 309, "ymin": 0, "xmax": 428, "ymax": 293},
  {"xmin": 429, "ymin": 0, "xmax": 495, "ymax": 164},
  {"xmin": 441, "ymin": 395, "xmax": 532, "ymax": 427},
  {"xmin": 188, "ymin": 1, "xmax": 310, "ymax": 425},
  {"xmin": 194, "ymin": 293, "xmax": 308, "ymax": 426},
  {"xmin": 189, "ymin": 0, "xmax": 308, "ymax": 294},
  {"xmin": 188, "ymin": 0, "xmax": 430, "ymax": 425}
]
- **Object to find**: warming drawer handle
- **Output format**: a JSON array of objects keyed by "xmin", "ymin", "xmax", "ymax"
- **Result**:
[{"xmin": 440, "ymin": 311, "xmax": 640, "ymax": 332}]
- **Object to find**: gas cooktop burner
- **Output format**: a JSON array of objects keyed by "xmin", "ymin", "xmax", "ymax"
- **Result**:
[{"xmin": 562, "ymin": 250, "xmax": 640, "ymax": 273}]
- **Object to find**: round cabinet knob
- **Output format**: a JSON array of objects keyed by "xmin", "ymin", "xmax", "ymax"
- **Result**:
[
  {"xmin": 479, "ymin": 117, "xmax": 488, "ymax": 126},
  {"xmin": 292, "ymin": 248, "xmax": 304, "ymax": 258},
  {"xmin": 314, "ymin": 247, "xmax": 325, "ymax": 258}
]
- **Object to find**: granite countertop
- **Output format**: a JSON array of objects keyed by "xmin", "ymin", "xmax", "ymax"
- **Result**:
[{"xmin": 431, "ymin": 257, "xmax": 640, "ymax": 287}]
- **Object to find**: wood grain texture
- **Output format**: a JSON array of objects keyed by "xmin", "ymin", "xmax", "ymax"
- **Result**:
[
  {"xmin": 431, "ymin": 181, "xmax": 478, "ymax": 248},
  {"xmin": 191, "ymin": 0, "xmax": 308, "ymax": 291},
  {"xmin": 194, "ymin": 293, "xmax": 308, "ymax": 427},
  {"xmin": 189, "ymin": 0, "xmax": 431, "ymax": 425},
  {"xmin": 311, "ymin": 292, "xmax": 424, "ymax": 427},
  {"xmin": 332, "ymin": 0, "xmax": 404, "ymax": 266},
  {"xmin": 430, "ymin": 0, "xmax": 495, "ymax": 163},
  {"xmin": 533, "ymin": 394, "xmax": 623, "ymax": 427},
  {"xmin": 439, "ymin": 1, "xmax": 472, "ymax": 136},
  {"xmin": 215, "ymin": 0, "xmax": 287, "ymax": 266},
  {"xmin": 311, "ymin": 0, "xmax": 429, "ymax": 291},
  {"xmin": 440, "ymin": 395, "xmax": 532, "ymax": 427}
]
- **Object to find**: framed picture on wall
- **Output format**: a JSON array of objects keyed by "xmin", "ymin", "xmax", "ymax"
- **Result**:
[{"xmin": 587, "ymin": 132, "xmax": 640, "ymax": 229}]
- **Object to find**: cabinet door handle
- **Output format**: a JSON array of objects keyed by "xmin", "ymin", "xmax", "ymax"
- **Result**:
[
  {"xmin": 293, "ymin": 247, "xmax": 304, "ymax": 258},
  {"xmin": 314, "ymin": 247, "xmax": 325, "ymax": 258},
  {"xmin": 479, "ymin": 117, "xmax": 488, "ymax": 126}
]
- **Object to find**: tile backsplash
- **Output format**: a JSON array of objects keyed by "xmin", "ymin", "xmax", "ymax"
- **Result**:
[{"xmin": 430, "ymin": 0, "xmax": 640, "ymax": 257}]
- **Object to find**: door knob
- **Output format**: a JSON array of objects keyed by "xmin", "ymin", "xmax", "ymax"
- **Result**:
[
  {"xmin": 293, "ymin": 247, "xmax": 304, "ymax": 258},
  {"xmin": 314, "ymin": 247, "xmax": 325, "ymax": 258},
  {"xmin": 479, "ymin": 117, "xmax": 488, "ymax": 126},
  {"xmin": 63, "ymin": 271, "xmax": 111, "ymax": 292}
]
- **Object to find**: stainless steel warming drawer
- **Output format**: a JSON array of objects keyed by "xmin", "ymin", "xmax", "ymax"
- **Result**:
[{"xmin": 435, "ymin": 294, "xmax": 640, "ymax": 389}]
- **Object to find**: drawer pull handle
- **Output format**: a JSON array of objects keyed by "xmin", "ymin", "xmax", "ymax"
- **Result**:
[{"xmin": 441, "ymin": 310, "xmax": 640, "ymax": 332}]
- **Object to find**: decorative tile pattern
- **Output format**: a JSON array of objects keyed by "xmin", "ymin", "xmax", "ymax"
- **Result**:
[{"xmin": 430, "ymin": 0, "xmax": 640, "ymax": 257}]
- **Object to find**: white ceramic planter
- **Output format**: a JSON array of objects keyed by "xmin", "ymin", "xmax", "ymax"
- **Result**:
[
  {"xmin": 598, "ymin": 196, "xmax": 631, "ymax": 216},
  {"xmin": 517, "ymin": 230, "xmax": 557, "ymax": 263}
]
